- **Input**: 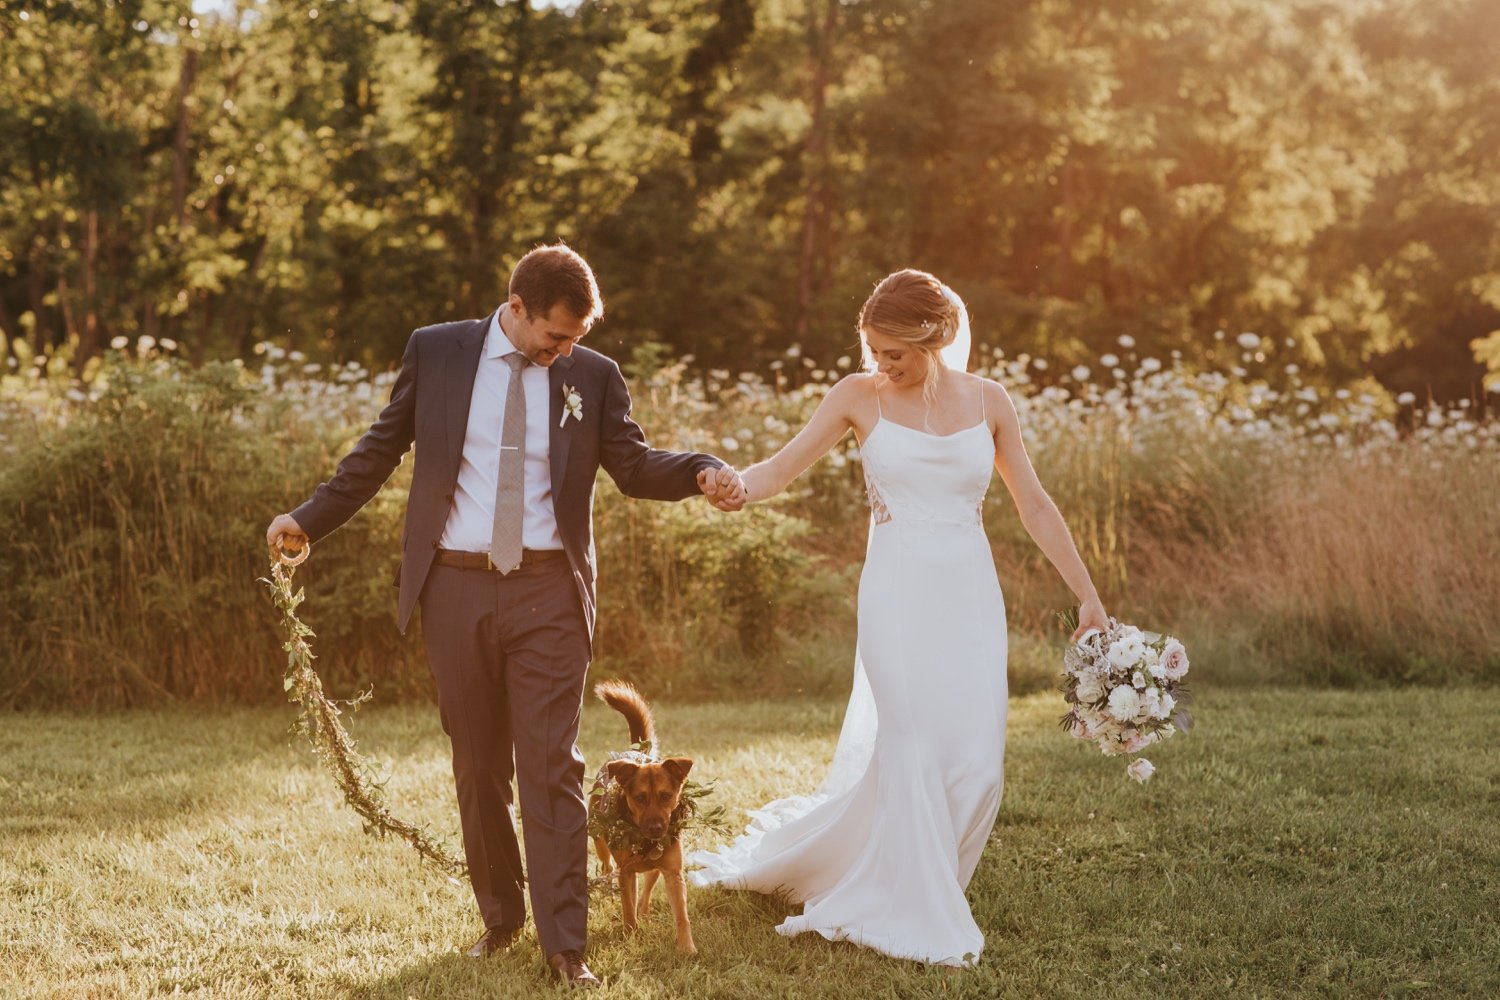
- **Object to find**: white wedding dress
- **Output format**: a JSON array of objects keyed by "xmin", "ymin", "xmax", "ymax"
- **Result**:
[{"xmin": 689, "ymin": 366, "xmax": 1008, "ymax": 967}]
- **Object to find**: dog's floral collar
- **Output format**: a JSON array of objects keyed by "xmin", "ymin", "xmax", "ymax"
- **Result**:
[
  {"xmin": 586, "ymin": 744, "xmax": 726, "ymax": 862},
  {"xmin": 588, "ymin": 783, "xmax": 679, "ymax": 860}
]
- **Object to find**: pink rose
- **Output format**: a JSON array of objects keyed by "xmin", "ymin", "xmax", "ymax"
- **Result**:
[{"xmin": 1161, "ymin": 639, "xmax": 1189, "ymax": 681}]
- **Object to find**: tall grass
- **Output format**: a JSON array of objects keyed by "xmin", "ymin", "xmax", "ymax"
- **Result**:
[
  {"xmin": 1145, "ymin": 445, "xmax": 1500, "ymax": 684},
  {"xmin": 1, "ymin": 334, "xmax": 1495, "ymax": 708},
  {"xmin": 0, "ymin": 346, "xmax": 846, "ymax": 707}
]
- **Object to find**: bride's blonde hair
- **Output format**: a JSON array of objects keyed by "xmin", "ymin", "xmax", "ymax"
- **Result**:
[{"xmin": 858, "ymin": 269, "xmax": 963, "ymax": 398}]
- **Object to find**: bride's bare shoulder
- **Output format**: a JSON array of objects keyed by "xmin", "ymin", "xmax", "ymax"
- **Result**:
[
  {"xmin": 968, "ymin": 372, "xmax": 1013, "ymax": 396},
  {"xmin": 968, "ymin": 374, "xmax": 1019, "ymax": 423},
  {"xmin": 827, "ymin": 372, "xmax": 880, "ymax": 403},
  {"xmin": 836, "ymin": 370, "xmax": 879, "ymax": 388}
]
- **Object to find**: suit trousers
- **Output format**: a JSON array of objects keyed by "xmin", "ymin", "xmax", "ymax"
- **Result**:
[{"xmin": 419, "ymin": 558, "xmax": 591, "ymax": 957}]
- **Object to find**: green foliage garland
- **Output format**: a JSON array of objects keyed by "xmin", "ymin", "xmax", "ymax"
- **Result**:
[
  {"xmin": 586, "ymin": 744, "xmax": 728, "ymax": 864},
  {"xmin": 261, "ymin": 552, "xmax": 466, "ymax": 880}
]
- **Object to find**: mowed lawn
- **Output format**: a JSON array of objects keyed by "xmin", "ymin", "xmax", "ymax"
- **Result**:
[{"xmin": 2, "ymin": 687, "xmax": 1498, "ymax": 999}]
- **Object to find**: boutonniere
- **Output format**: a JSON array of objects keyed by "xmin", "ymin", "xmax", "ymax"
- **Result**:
[{"xmin": 559, "ymin": 383, "xmax": 583, "ymax": 428}]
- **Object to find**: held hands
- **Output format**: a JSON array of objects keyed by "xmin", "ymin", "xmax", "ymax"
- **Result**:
[
  {"xmin": 1070, "ymin": 593, "xmax": 1110, "ymax": 643},
  {"xmin": 697, "ymin": 465, "xmax": 748, "ymax": 512}
]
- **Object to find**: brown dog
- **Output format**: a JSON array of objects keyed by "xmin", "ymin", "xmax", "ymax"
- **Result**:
[{"xmin": 589, "ymin": 680, "xmax": 696, "ymax": 953}]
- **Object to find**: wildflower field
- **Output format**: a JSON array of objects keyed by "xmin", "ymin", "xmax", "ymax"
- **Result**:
[{"xmin": 1, "ymin": 331, "xmax": 1496, "ymax": 709}]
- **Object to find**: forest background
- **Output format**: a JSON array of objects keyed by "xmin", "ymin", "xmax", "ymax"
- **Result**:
[{"xmin": 2, "ymin": 0, "xmax": 1498, "ymax": 708}]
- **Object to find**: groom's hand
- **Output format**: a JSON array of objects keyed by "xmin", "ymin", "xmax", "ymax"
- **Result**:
[
  {"xmin": 697, "ymin": 466, "xmax": 747, "ymax": 512},
  {"xmin": 266, "ymin": 513, "xmax": 309, "ymax": 554}
]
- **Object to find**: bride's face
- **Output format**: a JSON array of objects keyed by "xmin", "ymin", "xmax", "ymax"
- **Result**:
[{"xmin": 863, "ymin": 328, "xmax": 930, "ymax": 388}]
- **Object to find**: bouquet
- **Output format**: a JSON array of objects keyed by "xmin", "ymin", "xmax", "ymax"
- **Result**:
[{"xmin": 1060, "ymin": 617, "xmax": 1193, "ymax": 782}]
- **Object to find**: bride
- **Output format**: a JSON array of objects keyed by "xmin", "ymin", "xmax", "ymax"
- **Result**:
[{"xmin": 689, "ymin": 268, "xmax": 1109, "ymax": 967}]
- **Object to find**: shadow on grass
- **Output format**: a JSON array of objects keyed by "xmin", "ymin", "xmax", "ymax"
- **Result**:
[
  {"xmin": 351, "ymin": 949, "xmax": 550, "ymax": 1000},
  {"xmin": 0, "ymin": 704, "xmax": 465, "ymax": 841},
  {"xmin": 352, "ymin": 887, "xmax": 888, "ymax": 1000}
]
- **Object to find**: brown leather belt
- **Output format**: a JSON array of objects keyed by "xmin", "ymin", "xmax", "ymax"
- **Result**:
[{"xmin": 434, "ymin": 547, "xmax": 568, "ymax": 571}]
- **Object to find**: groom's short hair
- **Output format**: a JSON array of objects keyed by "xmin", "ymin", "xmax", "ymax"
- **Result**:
[{"xmin": 510, "ymin": 243, "xmax": 604, "ymax": 329}]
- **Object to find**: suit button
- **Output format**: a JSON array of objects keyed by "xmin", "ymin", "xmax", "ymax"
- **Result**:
[{"xmin": 430, "ymin": 540, "xmax": 439, "ymax": 549}]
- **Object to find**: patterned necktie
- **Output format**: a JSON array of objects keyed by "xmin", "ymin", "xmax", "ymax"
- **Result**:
[{"xmin": 489, "ymin": 353, "xmax": 529, "ymax": 574}]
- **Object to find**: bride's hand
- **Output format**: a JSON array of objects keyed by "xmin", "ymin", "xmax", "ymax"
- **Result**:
[
  {"xmin": 1071, "ymin": 594, "xmax": 1109, "ymax": 642},
  {"xmin": 698, "ymin": 466, "xmax": 747, "ymax": 512}
]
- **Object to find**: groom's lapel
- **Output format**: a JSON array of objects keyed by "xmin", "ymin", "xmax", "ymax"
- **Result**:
[
  {"xmin": 548, "ymin": 353, "xmax": 576, "ymax": 500},
  {"xmin": 444, "ymin": 316, "xmax": 488, "ymax": 477}
]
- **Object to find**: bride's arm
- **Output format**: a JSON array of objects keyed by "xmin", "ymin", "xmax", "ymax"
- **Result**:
[
  {"xmin": 985, "ymin": 380, "xmax": 1109, "ymax": 638},
  {"xmin": 740, "ymin": 376, "xmax": 866, "ymax": 502}
]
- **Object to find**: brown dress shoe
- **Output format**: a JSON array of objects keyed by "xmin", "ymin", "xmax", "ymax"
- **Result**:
[
  {"xmin": 466, "ymin": 926, "xmax": 522, "ymax": 958},
  {"xmin": 547, "ymin": 950, "xmax": 601, "ymax": 989}
]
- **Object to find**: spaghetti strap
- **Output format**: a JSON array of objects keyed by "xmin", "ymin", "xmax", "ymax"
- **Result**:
[
  {"xmin": 875, "ymin": 388, "xmax": 884, "ymax": 420},
  {"xmin": 979, "ymin": 379, "xmax": 987, "ymax": 427}
]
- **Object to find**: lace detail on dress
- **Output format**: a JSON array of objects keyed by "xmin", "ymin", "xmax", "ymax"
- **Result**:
[{"xmin": 865, "ymin": 475, "xmax": 892, "ymax": 525}]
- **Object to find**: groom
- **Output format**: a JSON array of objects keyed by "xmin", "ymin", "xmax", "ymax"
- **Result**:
[{"xmin": 265, "ymin": 244, "xmax": 744, "ymax": 988}]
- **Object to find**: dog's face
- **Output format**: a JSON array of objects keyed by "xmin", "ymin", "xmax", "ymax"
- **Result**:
[{"xmin": 605, "ymin": 757, "xmax": 694, "ymax": 841}]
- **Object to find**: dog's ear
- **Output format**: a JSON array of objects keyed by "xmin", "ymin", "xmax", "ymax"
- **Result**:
[
  {"xmin": 605, "ymin": 759, "xmax": 640, "ymax": 785},
  {"xmin": 661, "ymin": 757, "xmax": 694, "ymax": 784}
]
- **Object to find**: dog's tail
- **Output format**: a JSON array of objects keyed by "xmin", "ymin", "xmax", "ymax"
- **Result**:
[{"xmin": 593, "ymin": 680, "xmax": 657, "ymax": 749}]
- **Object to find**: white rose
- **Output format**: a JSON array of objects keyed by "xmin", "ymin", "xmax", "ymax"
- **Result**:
[
  {"xmin": 1159, "ymin": 692, "xmax": 1176, "ymax": 719},
  {"xmin": 1108, "ymin": 636, "xmax": 1146, "ymax": 671},
  {"xmin": 1126, "ymin": 758, "xmax": 1155, "ymax": 783},
  {"xmin": 1075, "ymin": 676, "xmax": 1103, "ymax": 703},
  {"xmin": 1142, "ymin": 688, "xmax": 1161, "ymax": 717},
  {"xmin": 1108, "ymin": 685, "xmax": 1141, "ymax": 722},
  {"xmin": 1132, "ymin": 670, "xmax": 1147, "ymax": 690},
  {"xmin": 1161, "ymin": 639, "xmax": 1190, "ymax": 681}
]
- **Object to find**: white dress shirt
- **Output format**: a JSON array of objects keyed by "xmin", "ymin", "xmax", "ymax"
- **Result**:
[{"xmin": 439, "ymin": 306, "xmax": 563, "ymax": 553}]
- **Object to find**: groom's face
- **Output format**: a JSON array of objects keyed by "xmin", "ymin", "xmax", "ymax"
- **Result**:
[{"xmin": 510, "ymin": 295, "xmax": 589, "ymax": 366}]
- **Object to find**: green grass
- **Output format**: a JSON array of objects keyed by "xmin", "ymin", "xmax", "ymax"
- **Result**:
[{"xmin": 3, "ymin": 688, "xmax": 1498, "ymax": 999}]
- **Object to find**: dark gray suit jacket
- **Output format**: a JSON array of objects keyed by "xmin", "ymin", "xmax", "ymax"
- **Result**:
[{"xmin": 290, "ymin": 314, "xmax": 723, "ymax": 637}]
